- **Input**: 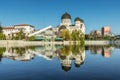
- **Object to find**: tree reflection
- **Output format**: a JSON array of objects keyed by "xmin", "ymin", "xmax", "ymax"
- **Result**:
[
  {"xmin": 60, "ymin": 45, "xmax": 71, "ymax": 56},
  {"xmin": 0, "ymin": 44, "xmax": 85, "ymax": 72},
  {"xmin": 0, "ymin": 44, "xmax": 118, "ymax": 72},
  {"xmin": 0, "ymin": 47, "xmax": 6, "ymax": 62},
  {"xmin": 59, "ymin": 44, "xmax": 85, "ymax": 72}
]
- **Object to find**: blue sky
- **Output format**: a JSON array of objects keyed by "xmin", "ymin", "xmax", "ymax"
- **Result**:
[{"xmin": 0, "ymin": 0, "xmax": 120, "ymax": 34}]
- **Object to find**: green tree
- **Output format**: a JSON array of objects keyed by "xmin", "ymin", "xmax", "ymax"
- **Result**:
[
  {"xmin": 18, "ymin": 29, "xmax": 24, "ymax": 40},
  {"xmin": 71, "ymin": 30, "xmax": 80, "ymax": 41},
  {"xmin": 0, "ymin": 27, "xmax": 2, "ymax": 33},
  {"xmin": 0, "ymin": 22, "xmax": 3, "ymax": 33},
  {"xmin": 71, "ymin": 30, "xmax": 77, "ymax": 41},
  {"xmin": 12, "ymin": 30, "xmax": 24, "ymax": 40},
  {"xmin": 0, "ymin": 33, "xmax": 6, "ymax": 40},
  {"xmin": 59, "ymin": 29, "xmax": 71, "ymax": 40},
  {"xmin": 59, "ymin": 29, "xmax": 66, "ymax": 39},
  {"xmin": 65, "ymin": 29, "xmax": 71, "ymax": 40},
  {"xmin": 102, "ymin": 36, "xmax": 111, "ymax": 40},
  {"xmin": 79, "ymin": 30, "xmax": 85, "ymax": 45},
  {"xmin": 27, "ymin": 36, "xmax": 35, "ymax": 41}
]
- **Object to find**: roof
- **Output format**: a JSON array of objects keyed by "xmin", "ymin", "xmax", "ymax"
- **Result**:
[
  {"xmin": 59, "ymin": 25, "xmax": 66, "ymax": 31},
  {"xmin": 14, "ymin": 24, "xmax": 30, "ymax": 26},
  {"xmin": 61, "ymin": 12, "xmax": 71, "ymax": 19},
  {"xmin": 14, "ymin": 24, "xmax": 34, "ymax": 27},
  {"xmin": 3, "ymin": 27, "xmax": 14, "ymax": 29},
  {"xmin": 74, "ymin": 17, "xmax": 84, "ymax": 23},
  {"xmin": 62, "ymin": 66, "xmax": 71, "ymax": 72},
  {"xmin": 55, "ymin": 37, "xmax": 63, "ymax": 41}
]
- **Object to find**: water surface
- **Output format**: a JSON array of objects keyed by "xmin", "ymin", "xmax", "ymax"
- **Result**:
[{"xmin": 0, "ymin": 45, "xmax": 120, "ymax": 80}]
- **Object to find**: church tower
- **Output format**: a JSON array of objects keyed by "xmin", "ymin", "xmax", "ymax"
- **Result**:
[
  {"xmin": 60, "ymin": 12, "xmax": 71, "ymax": 26},
  {"xmin": 74, "ymin": 17, "xmax": 85, "ymax": 33}
]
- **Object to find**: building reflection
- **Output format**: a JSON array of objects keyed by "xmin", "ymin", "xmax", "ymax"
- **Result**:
[
  {"xmin": 85, "ymin": 45, "xmax": 114, "ymax": 58},
  {"xmin": 2, "ymin": 47, "xmax": 35, "ymax": 61},
  {"xmin": 0, "ymin": 45, "xmax": 85, "ymax": 72},
  {"xmin": 0, "ymin": 45, "xmax": 117, "ymax": 71},
  {"xmin": 56, "ymin": 45, "xmax": 85, "ymax": 72}
]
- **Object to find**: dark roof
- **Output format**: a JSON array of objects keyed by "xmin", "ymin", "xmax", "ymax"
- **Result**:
[
  {"xmin": 74, "ymin": 17, "xmax": 84, "ymax": 23},
  {"xmin": 75, "ymin": 63, "xmax": 81, "ymax": 68},
  {"xmin": 61, "ymin": 12, "xmax": 71, "ymax": 19},
  {"xmin": 62, "ymin": 65, "xmax": 71, "ymax": 72},
  {"xmin": 59, "ymin": 25, "xmax": 66, "ymax": 31}
]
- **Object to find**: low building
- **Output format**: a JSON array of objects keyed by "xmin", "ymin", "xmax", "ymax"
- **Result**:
[
  {"xmin": 90, "ymin": 30, "xmax": 101, "ymax": 36},
  {"xmin": 2, "ymin": 26, "xmax": 19, "ymax": 39},
  {"xmin": 14, "ymin": 24, "xmax": 35, "ymax": 36},
  {"xmin": 2, "ymin": 24, "xmax": 35, "ymax": 39}
]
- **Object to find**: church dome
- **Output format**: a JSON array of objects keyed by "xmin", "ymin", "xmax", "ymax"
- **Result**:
[
  {"xmin": 74, "ymin": 17, "xmax": 84, "ymax": 23},
  {"xmin": 61, "ymin": 12, "xmax": 71, "ymax": 19}
]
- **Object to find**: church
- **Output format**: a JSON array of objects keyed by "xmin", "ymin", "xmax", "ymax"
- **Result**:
[
  {"xmin": 33, "ymin": 12, "xmax": 86, "ymax": 40},
  {"xmin": 57, "ymin": 12, "xmax": 85, "ymax": 34}
]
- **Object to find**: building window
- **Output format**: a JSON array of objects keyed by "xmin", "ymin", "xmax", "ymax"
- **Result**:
[{"xmin": 80, "ymin": 24, "xmax": 83, "ymax": 28}]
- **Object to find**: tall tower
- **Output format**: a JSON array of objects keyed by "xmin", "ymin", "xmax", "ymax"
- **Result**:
[
  {"xmin": 74, "ymin": 17, "xmax": 85, "ymax": 33},
  {"xmin": 60, "ymin": 12, "xmax": 71, "ymax": 26}
]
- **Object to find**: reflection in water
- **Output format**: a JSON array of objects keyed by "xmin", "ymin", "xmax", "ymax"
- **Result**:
[
  {"xmin": 0, "ymin": 44, "xmax": 117, "ymax": 72},
  {"xmin": 2, "ymin": 47, "xmax": 35, "ymax": 61},
  {"xmin": 0, "ymin": 45, "xmax": 85, "ymax": 72},
  {"xmin": 58, "ymin": 45, "xmax": 85, "ymax": 71},
  {"xmin": 85, "ymin": 45, "xmax": 115, "ymax": 58}
]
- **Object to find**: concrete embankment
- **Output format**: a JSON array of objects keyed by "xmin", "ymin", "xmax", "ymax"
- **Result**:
[
  {"xmin": 85, "ymin": 40, "xmax": 120, "ymax": 45},
  {"xmin": 0, "ymin": 40, "xmax": 76, "ymax": 47},
  {"xmin": 0, "ymin": 40, "xmax": 120, "ymax": 47},
  {"xmin": 85, "ymin": 40, "xmax": 110, "ymax": 45}
]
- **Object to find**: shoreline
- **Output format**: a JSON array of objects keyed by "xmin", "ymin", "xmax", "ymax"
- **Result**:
[
  {"xmin": 0, "ymin": 40, "xmax": 80, "ymax": 47},
  {"xmin": 0, "ymin": 40, "xmax": 119, "ymax": 47}
]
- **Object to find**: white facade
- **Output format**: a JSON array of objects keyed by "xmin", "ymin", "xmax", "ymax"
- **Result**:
[
  {"xmin": 14, "ymin": 24, "xmax": 35, "ymax": 34},
  {"xmin": 60, "ymin": 19, "xmax": 71, "ymax": 26},
  {"xmin": 2, "ymin": 24, "xmax": 35, "ymax": 38},
  {"xmin": 2, "ymin": 27, "xmax": 19, "ymax": 36}
]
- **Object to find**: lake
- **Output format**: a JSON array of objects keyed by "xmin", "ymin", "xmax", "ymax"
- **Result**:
[{"xmin": 0, "ymin": 45, "xmax": 120, "ymax": 80}]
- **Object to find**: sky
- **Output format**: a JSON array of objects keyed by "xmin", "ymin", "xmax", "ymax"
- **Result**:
[{"xmin": 0, "ymin": 0, "xmax": 120, "ymax": 34}]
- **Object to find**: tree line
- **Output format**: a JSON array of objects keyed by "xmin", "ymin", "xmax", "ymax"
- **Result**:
[{"xmin": 59, "ymin": 29, "xmax": 85, "ymax": 45}]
